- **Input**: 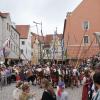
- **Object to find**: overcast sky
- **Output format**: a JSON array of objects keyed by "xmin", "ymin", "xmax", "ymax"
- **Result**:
[{"xmin": 0, "ymin": 0, "xmax": 82, "ymax": 35}]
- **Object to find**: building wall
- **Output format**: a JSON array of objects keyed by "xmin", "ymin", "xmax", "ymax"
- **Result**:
[
  {"xmin": 64, "ymin": 0, "xmax": 100, "ymax": 59},
  {"xmin": 31, "ymin": 38, "xmax": 39, "ymax": 64},
  {"xmin": 0, "ymin": 16, "xmax": 4, "ymax": 63},
  {"xmin": 26, "ymin": 29, "xmax": 32, "ymax": 61},
  {"xmin": 0, "ymin": 16, "xmax": 3, "ymax": 48},
  {"xmin": 20, "ymin": 30, "xmax": 32, "ymax": 61},
  {"xmin": 50, "ymin": 36, "xmax": 63, "ymax": 60},
  {"xmin": 8, "ymin": 26, "xmax": 20, "ymax": 59},
  {"xmin": 0, "ymin": 14, "xmax": 20, "ymax": 60},
  {"xmin": 20, "ymin": 39, "xmax": 27, "ymax": 60}
]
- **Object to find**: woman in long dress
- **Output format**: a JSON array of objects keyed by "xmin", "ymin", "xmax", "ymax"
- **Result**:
[{"xmin": 82, "ymin": 70, "xmax": 91, "ymax": 100}]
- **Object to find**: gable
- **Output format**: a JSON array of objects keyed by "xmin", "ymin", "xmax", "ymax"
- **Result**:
[{"xmin": 16, "ymin": 25, "xmax": 30, "ymax": 39}]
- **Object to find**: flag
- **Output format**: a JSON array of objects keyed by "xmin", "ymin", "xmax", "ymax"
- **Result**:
[
  {"xmin": 0, "ymin": 48, "xmax": 4, "ymax": 57},
  {"xmin": 0, "ymin": 48, "xmax": 5, "ymax": 64},
  {"xmin": 2, "ymin": 38, "xmax": 10, "ymax": 57},
  {"xmin": 3, "ymin": 38, "xmax": 10, "ymax": 47}
]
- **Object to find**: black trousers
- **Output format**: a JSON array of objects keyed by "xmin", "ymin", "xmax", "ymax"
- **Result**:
[{"xmin": 27, "ymin": 76, "xmax": 34, "ymax": 84}]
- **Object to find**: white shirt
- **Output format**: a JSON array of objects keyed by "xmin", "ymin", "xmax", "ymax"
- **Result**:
[{"xmin": 73, "ymin": 68, "xmax": 77, "ymax": 76}]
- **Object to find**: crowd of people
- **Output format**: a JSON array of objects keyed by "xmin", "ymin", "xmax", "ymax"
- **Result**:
[
  {"xmin": 80, "ymin": 53, "xmax": 100, "ymax": 100},
  {"xmin": 0, "ymin": 63, "xmax": 83, "ymax": 88},
  {"xmin": 0, "ymin": 54, "xmax": 100, "ymax": 100}
]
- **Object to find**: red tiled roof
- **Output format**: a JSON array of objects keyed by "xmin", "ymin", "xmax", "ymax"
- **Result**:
[
  {"xmin": 44, "ymin": 34, "xmax": 53, "ymax": 44},
  {"xmin": 16, "ymin": 25, "xmax": 30, "ymax": 39},
  {"xmin": 31, "ymin": 33, "xmax": 63, "ymax": 46},
  {"xmin": 30, "ymin": 32, "xmax": 43, "ymax": 42},
  {"xmin": 44, "ymin": 34, "xmax": 63, "ymax": 44}
]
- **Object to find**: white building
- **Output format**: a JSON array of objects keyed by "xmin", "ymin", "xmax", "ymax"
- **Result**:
[
  {"xmin": 0, "ymin": 12, "xmax": 4, "ymax": 63},
  {"xmin": 16, "ymin": 25, "xmax": 32, "ymax": 64},
  {"xmin": 0, "ymin": 12, "xmax": 20, "ymax": 65}
]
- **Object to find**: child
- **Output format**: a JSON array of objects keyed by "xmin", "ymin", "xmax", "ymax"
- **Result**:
[{"xmin": 19, "ymin": 82, "xmax": 36, "ymax": 100}]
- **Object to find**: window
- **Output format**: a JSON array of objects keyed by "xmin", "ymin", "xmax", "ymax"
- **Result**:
[
  {"xmin": 16, "ymin": 35, "xmax": 17, "ymax": 39},
  {"xmin": 8, "ymin": 41, "xmax": 10, "ymax": 48},
  {"xmin": 11, "ymin": 30, "xmax": 12, "ymax": 36},
  {"xmin": 83, "ymin": 21, "xmax": 90, "ymax": 30},
  {"xmin": 31, "ymin": 43, "xmax": 33, "ymax": 48},
  {"xmin": 16, "ymin": 46, "xmax": 17, "ymax": 52},
  {"xmin": 9, "ymin": 25, "xmax": 10, "ymax": 32},
  {"xmin": 14, "ymin": 46, "xmax": 15, "ymax": 52},
  {"xmin": 26, "ymin": 48, "xmax": 27, "ymax": 54},
  {"xmin": 11, "ymin": 43, "xmax": 13, "ymax": 50},
  {"xmin": 83, "ymin": 36, "xmax": 89, "ymax": 44},
  {"xmin": 15, "ymin": 46, "xmax": 17, "ymax": 52},
  {"xmin": 21, "ymin": 49, "xmax": 23, "ymax": 54},
  {"xmin": 7, "ymin": 23, "xmax": 9, "ymax": 30},
  {"xmin": 22, "ymin": 41, "xmax": 25, "ymax": 45},
  {"xmin": 46, "ymin": 49, "xmax": 50, "ymax": 54},
  {"xmin": 31, "ymin": 52, "xmax": 33, "ymax": 56}
]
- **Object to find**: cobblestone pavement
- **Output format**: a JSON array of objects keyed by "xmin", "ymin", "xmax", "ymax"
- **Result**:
[{"xmin": 0, "ymin": 83, "xmax": 82, "ymax": 100}]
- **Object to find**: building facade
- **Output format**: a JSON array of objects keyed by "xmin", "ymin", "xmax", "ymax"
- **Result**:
[
  {"xmin": 43, "ymin": 34, "xmax": 66, "ymax": 64},
  {"xmin": 0, "ymin": 12, "xmax": 20, "ymax": 65},
  {"xmin": 31, "ymin": 33, "xmax": 65, "ymax": 65},
  {"xmin": 16, "ymin": 25, "xmax": 32, "ymax": 64},
  {"xmin": 64, "ymin": 0, "xmax": 100, "ymax": 62},
  {"xmin": 0, "ymin": 12, "xmax": 5, "ymax": 63}
]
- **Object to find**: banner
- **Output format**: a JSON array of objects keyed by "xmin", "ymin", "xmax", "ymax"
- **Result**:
[
  {"xmin": 0, "ymin": 48, "xmax": 5, "ymax": 64},
  {"xmin": 3, "ymin": 38, "xmax": 10, "ymax": 57},
  {"xmin": 3, "ymin": 38, "xmax": 10, "ymax": 47}
]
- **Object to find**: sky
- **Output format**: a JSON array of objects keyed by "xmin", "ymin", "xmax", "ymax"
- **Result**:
[{"xmin": 0, "ymin": 0, "xmax": 82, "ymax": 35}]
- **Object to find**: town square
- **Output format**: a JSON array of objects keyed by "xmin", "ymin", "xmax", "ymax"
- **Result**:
[{"xmin": 0, "ymin": 0, "xmax": 100, "ymax": 100}]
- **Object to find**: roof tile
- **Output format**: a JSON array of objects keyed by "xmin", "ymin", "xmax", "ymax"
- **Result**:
[{"xmin": 16, "ymin": 25, "xmax": 30, "ymax": 38}]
